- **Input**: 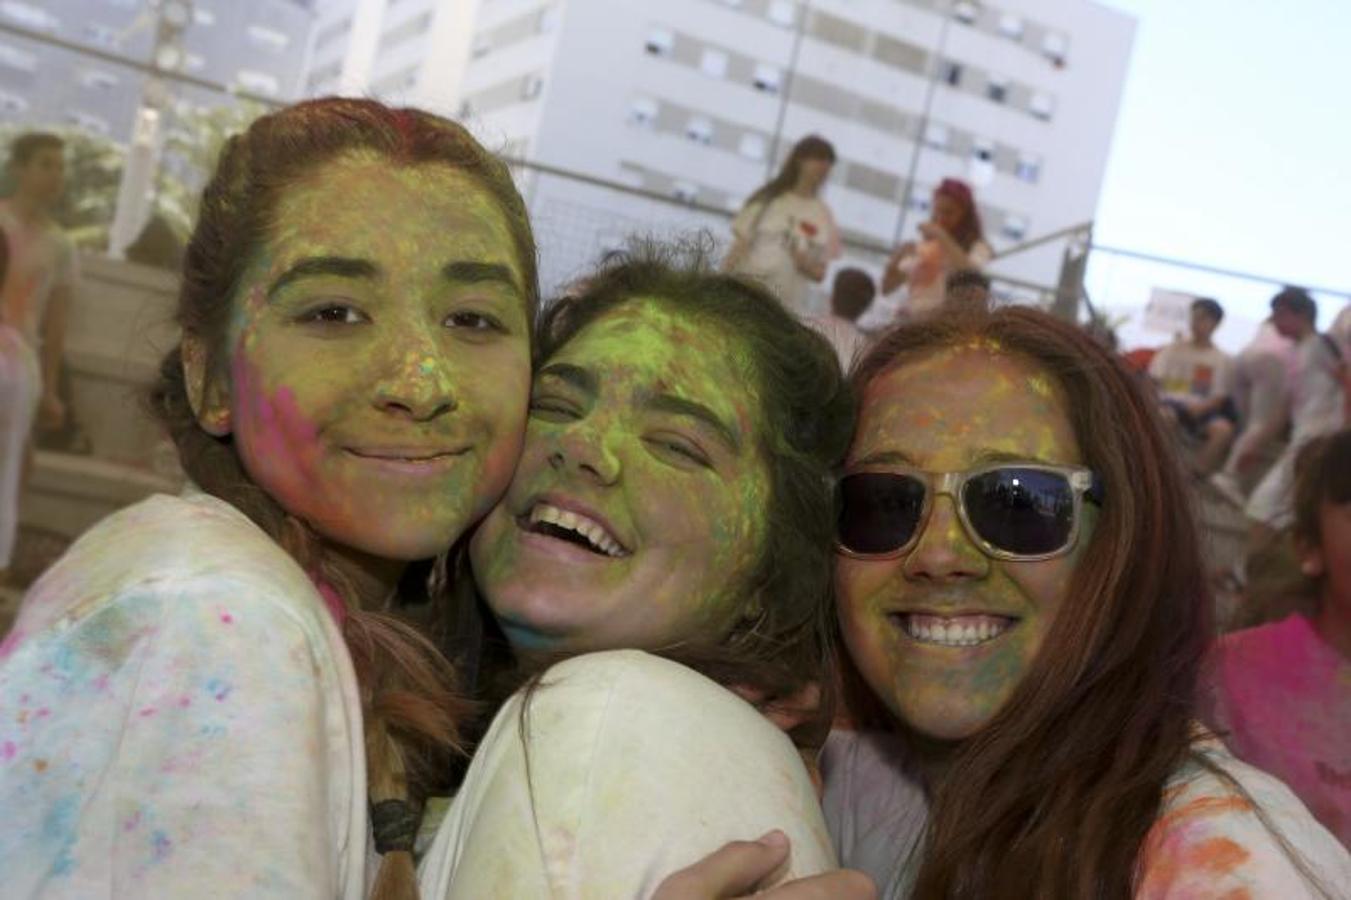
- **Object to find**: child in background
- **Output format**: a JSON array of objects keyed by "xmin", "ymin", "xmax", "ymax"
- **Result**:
[{"xmin": 808, "ymin": 267, "xmax": 875, "ymax": 369}]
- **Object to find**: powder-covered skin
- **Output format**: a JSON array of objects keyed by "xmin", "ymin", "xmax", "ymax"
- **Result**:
[
  {"xmin": 835, "ymin": 345, "xmax": 1095, "ymax": 740},
  {"xmin": 203, "ymin": 152, "xmax": 531, "ymax": 567},
  {"xmin": 470, "ymin": 299, "xmax": 770, "ymax": 652}
]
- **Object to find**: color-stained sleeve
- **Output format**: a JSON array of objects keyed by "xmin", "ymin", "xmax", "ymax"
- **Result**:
[
  {"xmin": 1135, "ymin": 768, "xmax": 1351, "ymax": 899},
  {"xmin": 424, "ymin": 650, "xmax": 836, "ymax": 899},
  {"xmin": 0, "ymin": 582, "xmax": 351, "ymax": 898}
]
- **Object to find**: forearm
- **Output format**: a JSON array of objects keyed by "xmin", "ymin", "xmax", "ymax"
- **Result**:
[
  {"xmin": 880, "ymin": 260, "xmax": 907, "ymax": 295},
  {"xmin": 40, "ymin": 287, "xmax": 70, "ymax": 388}
]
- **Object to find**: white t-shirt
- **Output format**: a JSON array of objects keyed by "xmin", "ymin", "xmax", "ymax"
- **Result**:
[
  {"xmin": 891, "ymin": 238, "xmax": 993, "ymax": 316},
  {"xmin": 806, "ymin": 314, "xmax": 870, "ymax": 371},
  {"xmin": 1148, "ymin": 341, "xmax": 1236, "ymax": 402},
  {"xmin": 731, "ymin": 192, "xmax": 840, "ymax": 317},
  {"xmin": 0, "ymin": 491, "xmax": 368, "ymax": 899},
  {"xmin": 0, "ymin": 199, "xmax": 78, "ymax": 351},
  {"xmin": 419, "ymin": 650, "xmax": 836, "ymax": 898},
  {"xmin": 1289, "ymin": 332, "xmax": 1345, "ymax": 441},
  {"xmin": 821, "ymin": 729, "xmax": 1351, "ymax": 899}
]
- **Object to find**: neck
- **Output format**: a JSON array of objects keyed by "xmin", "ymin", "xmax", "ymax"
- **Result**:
[
  {"xmin": 791, "ymin": 180, "xmax": 815, "ymax": 197},
  {"xmin": 901, "ymin": 728, "xmax": 960, "ymax": 795},
  {"xmin": 8, "ymin": 192, "xmax": 49, "ymax": 222},
  {"xmin": 1190, "ymin": 336, "xmax": 1213, "ymax": 349},
  {"xmin": 1313, "ymin": 589, "xmax": 1351, "ymax": 660},
  {"xmin": 322, "ymin": 541, "xmax": 409, "ymax": 613}
]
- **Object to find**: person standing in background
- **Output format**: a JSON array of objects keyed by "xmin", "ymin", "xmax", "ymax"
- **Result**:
[
  {"xmin": 724, "ymin": 135, "xmax": 841, "ymax": 318},
  {"xmin": 0, "ymin": 132, "xmax": 75, "ymax": 581},
  {"xmin": 880, "ymin": 178, "xmax": 992, "ymax": 318},
  {"xmin": 1246, "ymin": 287, "xmax": 1346, "ymax": 551}
]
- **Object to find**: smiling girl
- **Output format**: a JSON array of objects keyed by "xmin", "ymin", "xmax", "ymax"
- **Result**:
[
  {"xmin": 418, "ymin": 243, "xmax": 859, "ymax": 897},
  {"xmin": 0, "ymin": 98, "xmax": 537, "ymax": 898},
  {"xmin": 825, "ymin": 307, "xmax": 1350, "ymax": 898}
]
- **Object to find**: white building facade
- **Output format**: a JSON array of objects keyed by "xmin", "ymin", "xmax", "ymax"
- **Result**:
[{"xmin": 303, "ymin": 0, "xmax": 1135, "ymax": 309}]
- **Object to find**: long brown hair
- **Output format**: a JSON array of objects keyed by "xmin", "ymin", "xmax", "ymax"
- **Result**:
[
  {"xmin": 847, "ymin": 307, "xmax": 1210, "ymax": 898},
  {"xmin": 745, "ymin": 134, "xmax": 836, "ymax": 209},
  {"xmin": 146, "ymin": 97, "xmax": 538, "ymax": 899}
]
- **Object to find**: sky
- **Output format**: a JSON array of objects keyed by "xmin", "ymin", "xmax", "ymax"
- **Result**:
[{"xmin": 1084, "ymin": 0, "xmax": 1351, "ymax": 351}]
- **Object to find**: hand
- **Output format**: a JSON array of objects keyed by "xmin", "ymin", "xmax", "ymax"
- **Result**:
[
  {"xmin": 653, "ymin": 831, "xmax": 877, "ymax": 900},
  {"xmin": 887, "ymin": 241, "xmax": 917, "ymax": 268},
  {"xmin": 917, "ymin": 221, "xmax": 948, "ymax": 242},
  {"xmin": 37, "ymin": 391, "xmax": 65, "ymax": 430}
]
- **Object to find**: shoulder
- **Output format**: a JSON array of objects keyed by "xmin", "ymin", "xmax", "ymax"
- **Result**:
[
  {"xmin": 10, "ymin": 491, "xmax": 325, "ymax": 648},
  {"xmin": 1137, "ymin": 742, "xmax": 1351, "ymax": 898}
]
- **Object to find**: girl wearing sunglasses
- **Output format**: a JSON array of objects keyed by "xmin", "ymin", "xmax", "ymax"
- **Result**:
[{"xmin": 825, "ymin": 307, "xmax": 1350, "ymax": 897}]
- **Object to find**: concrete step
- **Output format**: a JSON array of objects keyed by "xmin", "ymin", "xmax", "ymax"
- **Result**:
[{"xmin": 20, "ymin": 450, "xmax": 184, "ymax": 541}]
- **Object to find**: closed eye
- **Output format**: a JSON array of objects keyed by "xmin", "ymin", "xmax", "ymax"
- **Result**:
[
  {"xmin": 529, "ymin": 396, "xmax": 582, "ymax": 420},
  {"xmin": 645, "ymin": 434, "xmax": 711, "ymax": 469}
]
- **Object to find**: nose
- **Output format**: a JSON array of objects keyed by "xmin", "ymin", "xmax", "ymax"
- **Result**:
[
  {"xmin": 371, "ymin": 330, "xmax": 458, "ymax": 422},
  {"xmin": 546, "ymin": 422, "xmax": 621, "ymax": 486},
  {"xmin": 901, "ymin": 495, "xmax": 988, "ymax": 583}
]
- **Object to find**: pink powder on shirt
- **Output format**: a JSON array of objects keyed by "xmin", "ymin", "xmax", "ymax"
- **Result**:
[{"xmin": 1207, "ymin": 613, "xmax": 1350, "ymax": 847}]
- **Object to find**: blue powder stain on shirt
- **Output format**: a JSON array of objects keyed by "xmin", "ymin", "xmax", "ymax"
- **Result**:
[
  {"xmin": 41, "ymin": 794, "xmax": 79, "ymax": 877},
  {"xmin": 204, "ymin": 677, "xmax": 233, "ymax": 702},
  {"xmin": 151, "ymin": 830, "xmax": 172, "ymax": 861}
]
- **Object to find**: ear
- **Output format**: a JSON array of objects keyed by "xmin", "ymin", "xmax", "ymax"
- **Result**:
[
  {"xmin": 1294, "ymin": 535, "xmax": 1325, "ymax": 579},
  {"xmin": 181, "ymin": 332, "xmax": 232, "ymax": 437}
]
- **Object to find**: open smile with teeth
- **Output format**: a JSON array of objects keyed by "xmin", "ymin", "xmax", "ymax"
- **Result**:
[
  {"xmin": 893, "ymin": 613, "xmax": 1016, "ymax": 648},
  {"xmin": 524, "ymin": 503, "xmax": 629, "ymax": 558}
]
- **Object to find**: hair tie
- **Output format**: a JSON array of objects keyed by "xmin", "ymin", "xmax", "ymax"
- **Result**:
[{"xmin": 371, "ymin": 799, "xmax": 419, "ymax": 855}]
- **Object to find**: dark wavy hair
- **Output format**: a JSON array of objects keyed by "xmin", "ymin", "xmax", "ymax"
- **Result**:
[
  {"xmin": 530, "ymin": 236, "xmax": 856, "ymax": 740},
  {"xmin": 145, "ymin": 96, "xmax": 538, "ymax": 900}
]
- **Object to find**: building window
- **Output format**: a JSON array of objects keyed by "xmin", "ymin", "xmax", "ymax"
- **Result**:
[
  {"xmin": 986, "ymin": 74, "xmax": 1008, "ymax": 104},
  {"xmin": 236, "ymin": 69, "xmax": 280, "ymax": 96},
  {"xmin": 952, "ymin": 1, "xmax": 977, "ymax": 25},
  {"xmin": 66, "ymin": 110, "xmax": 110, "ymax": 135},
  {"xmin": 700, "ymin": 47, "xmax": 728, "ymax": 78},
  {"xmin": 538, "ymin": 6, "xmax": 560, "ymax": 33},
  {"xmin": 471, "ymin": 33, "xmax": 492, "ymax": 57},
  {"xmin": 923, "ymin": 121, "xmax": 949, "ymax": 149},
  {"xmin": 627, "ymin": 96, "xmax": 658, "ymax": 127},
  {"xmin": 1042, "ymin": 32, "xmax": 1068, "ymax": 66},
  {"xmin": 968, "ymin": 139, "xmax": 995, "ymax": 186},
  {"xmin": 998, "ymin": 13, "xmax": 1024, "ymax": 39},
  {"xmin": 717, "ymin": 0, "xmax": 743, "ymax": 7},
  {"xmin": 971, "ymin": 139, "xmax": 994, "ymax": 163},
  {"xmin": 184, "ymin": 51, "xmax": 206, "ymax": 71},
  {"xmin": 1015, "ymin": 153, "xmax": 1041, "ymax": 183},
  {"xmin": 1, "ymin": 2, "xmax": 58, "ymax": 30},
  {"xmin": 907, "ymin": 191, "xmax": 930, "ymax": 213},
  {"xmin": 766, "ymin": 0, "xmax": 796, "ymax": 28},
  {"xmin": 752, "ymin": 62, "xmax": 782, "ymax": 94},
  {"xmin": 941, "ymin": 61, "xmax": 962, "ymax": 87},
  {"xmin": 193, "ymin": 7, "xmax": 216, "ymax": 26},
  {"xmin": 685, "ymin": 116, "xmax": 714, "ymax": 145},
  {"xmin": 738, "ymin": 133, "xmax": 766, "ymax": 161},
  {"xmin": 1029, "ymin": 91, "xmax": 1055, "ymax": 120},
  {"xmin": 247, "ymin": 24, "xmax": 290, "ymax": 52},
  {"xmin": 673, "ymin": 180, "xmax": 699, "ymax": 204},
  {"xmin": 644, "ymin": 26, "xmax": 674, "ymax": 56},
  {"xmin": 521, "ymin": 74, "xmax": 543, "ymax": 100},
  {"xmin": 80, "ymin": 69, "xmax": 118, "ymax": 90},
  {"xmin": 0, "ymin": 42, "xmax": 36, "ymax": 72},
  {"xmin": 1001, "ymin": 215, "xmax": 1028, "ymax": 241},
  {"xmin": 0, "ymin": 90, "xmax": 27, "ymax": 113}
]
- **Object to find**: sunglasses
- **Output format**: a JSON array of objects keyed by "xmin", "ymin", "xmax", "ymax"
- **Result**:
[{"xmin": 836, "ymin": 463, "xmax": 1105, "ymax": 561}]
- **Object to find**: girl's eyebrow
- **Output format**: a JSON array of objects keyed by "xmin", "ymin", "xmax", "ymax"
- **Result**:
[
  {"xmin": 268, "ymin": 255, "xmax": 377, "ymax": 299},
  {"xmin": 442, "ymin": 260, "xmax": 519, "ymax": 293},
  {"xmin": 642, "ymin": 391, "xmax": 742, "ymax": 455}
]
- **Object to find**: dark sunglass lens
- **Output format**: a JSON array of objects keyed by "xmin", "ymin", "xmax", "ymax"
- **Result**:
[
  {"xmin": 838, "ymin": 473, "xmax": 926, "ymax": 555},
  {"xmin": 963, "ymin": 468, "xmax": 1074, "ymax": 555}
]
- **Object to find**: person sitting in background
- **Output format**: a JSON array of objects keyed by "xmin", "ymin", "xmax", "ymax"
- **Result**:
[
  {"xmin": 1206, "ymin": 429, "xmax": 1351, "ymax": 848},
  {"xmin": 807, "ymin": 267, "xmax": 875, "ymax": 369},
  {"xmin": 1148, "ymin": 296, "xmax": 1236, "ymax": 475},
  {"xmin": 1245, "ymin": 287, "xmax": 1346, "ymax": 551},
  {"xmin": 879, "ymin": 178, "xmax": 992, "ymax": 319}
]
